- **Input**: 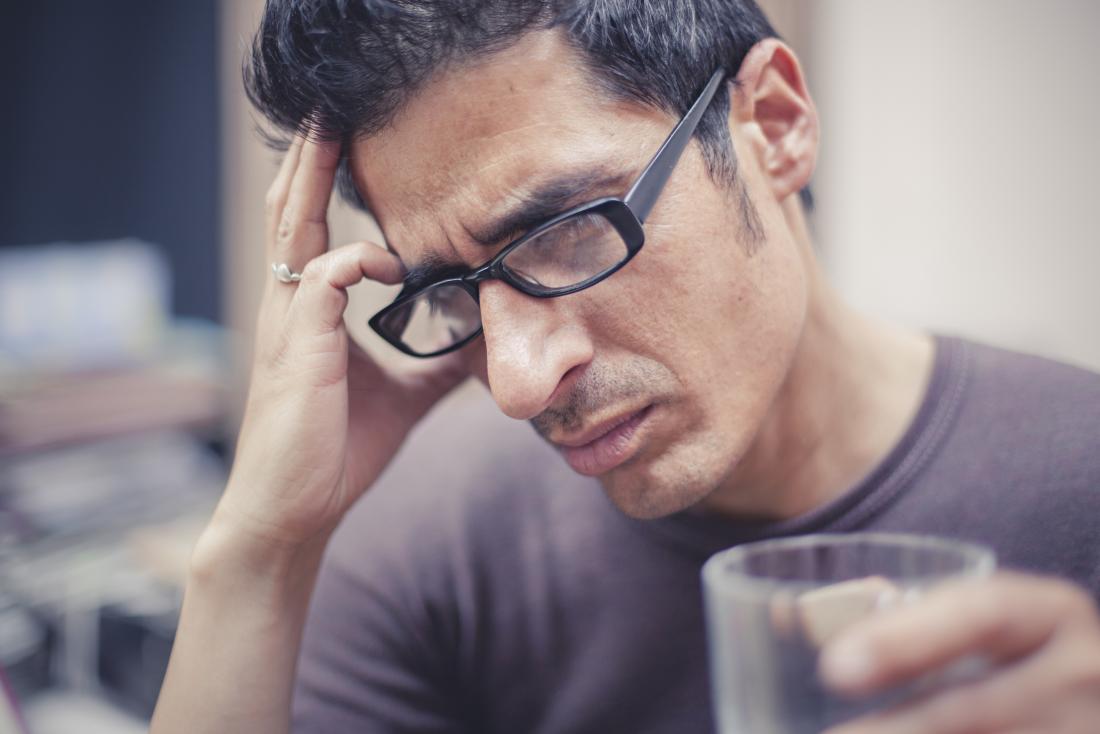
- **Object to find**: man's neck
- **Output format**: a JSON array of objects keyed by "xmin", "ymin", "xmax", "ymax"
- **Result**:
[{"xmin": 701, "ymin": 208, "xmax": 935, "ymax": 522}]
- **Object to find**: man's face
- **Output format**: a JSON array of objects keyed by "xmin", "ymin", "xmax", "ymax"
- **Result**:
[{"xmin": 351, "ymin": 32, "xmax": 809, "ymax": 519}]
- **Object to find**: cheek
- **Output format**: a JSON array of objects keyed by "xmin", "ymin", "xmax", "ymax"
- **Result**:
[
  {"xmin": 580, "ymin": 211, "xmax": 807, "ymax": 405},
  {"xmin": 583, "ymin": 223, "xmax": 745, "ymax": 362}
]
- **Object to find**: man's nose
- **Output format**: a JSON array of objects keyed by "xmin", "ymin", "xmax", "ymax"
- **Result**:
[{"xmin": 478, "ymin": 280, "xmax": 593, "ymax": 421}]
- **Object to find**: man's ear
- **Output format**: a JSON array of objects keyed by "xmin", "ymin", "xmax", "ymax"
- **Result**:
[{"xmin": 729, "ymin": 39, "xmax": 818, "ymax": 202}]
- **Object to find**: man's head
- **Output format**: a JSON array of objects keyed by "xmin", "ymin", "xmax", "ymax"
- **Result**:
[{"xmin": 246, "ymin": 0, "xmax": 820, "ymax": 519}]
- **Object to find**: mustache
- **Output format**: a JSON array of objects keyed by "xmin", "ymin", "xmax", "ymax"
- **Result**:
[{"xmin": 530, "ymin": 358, "xmax": 675, "ymax": 439}]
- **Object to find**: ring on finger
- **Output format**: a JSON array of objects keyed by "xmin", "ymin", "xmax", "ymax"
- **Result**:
[{"xmin": 272, "ymin": 262, "xmax": 303, "ymax": 284}]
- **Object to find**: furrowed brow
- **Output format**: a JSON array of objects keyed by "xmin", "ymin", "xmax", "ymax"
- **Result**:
[
  {"xmin": 466, "ymin": 166, "xmax": 629, "ymax": 248},
  {"xmin": 398, "ymin": 166, "xmax": 630, "ymax": 294}
]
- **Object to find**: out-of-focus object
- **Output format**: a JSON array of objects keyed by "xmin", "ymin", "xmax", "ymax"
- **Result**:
[
  {"xmin": 0, "ymin": 666, "xmax": 30, "ymax": 734},
  {"xmin": 0, "ymin": 346, "xmax": 226, "ymax": 456},
  {"xmin": 97, "ymin": 595, "xmax": 179, "ymax": 719},
  {"xmin": 0, "ymin": 599, "xmax": 40, "ymax": 734},
  {"xmin": 0, "ymin": 430, "xmax": 223, "ymax": 545},
  {"xmin": 0, "ymin": 431, "xmax": 225, "ymax": 717},
  {"xmin": 0, "ymin": 599, "xmax": 50, "ymax": 705},
  {"xmin": 20, "ymin": 690, "xmax": 146, "ymax": 734},
  {"xmin": 0, "ymin": 238, "xmax": 232, "ymax": 718},
  {"xmin": 0, "ymin": 239, "xmax": 229, "ymax": 456},
  {"xmin": 0, "ymin": 240, "xmax": 169, "ymax": 373}
]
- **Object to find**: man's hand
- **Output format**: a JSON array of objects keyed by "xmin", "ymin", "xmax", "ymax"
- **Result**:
[
  {"xmin": 211, "ymin": 133, "xmax": 470, "ymax": 554},
  {"xmin": 820, "ymin": 572, "xmax": 1100, "ymax": 734},
  {"xmin": 152, "ymin": 133, "xmax": 471, "ymax": 734}
]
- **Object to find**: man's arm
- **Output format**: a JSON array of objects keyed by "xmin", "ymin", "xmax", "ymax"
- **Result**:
[
  {"xmin": 150, "ymin": 133, "xmax": 469, "ymax": 734},
  {"xmin": 150, "ymin": 519, "xmax": 326, "ymax": 734}
]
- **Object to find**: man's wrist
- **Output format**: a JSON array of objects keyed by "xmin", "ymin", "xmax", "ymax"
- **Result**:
[{"xmin": 189, "ymin": 504, "xmax": 331, "ymax": 597}]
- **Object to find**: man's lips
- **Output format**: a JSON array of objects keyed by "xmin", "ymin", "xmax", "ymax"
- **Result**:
[
  {"xmin": 553, "ymin": 405, "xmax": 654, "ymax": 476},
  {"xmin": 550, "ymin": 407, "xmax": 646, "ymax": 448}
]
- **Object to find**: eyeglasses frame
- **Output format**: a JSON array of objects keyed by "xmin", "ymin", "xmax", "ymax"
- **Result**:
[{"xmin": 368, "ymin": 66, "xmax": 728, "ymax": 358}]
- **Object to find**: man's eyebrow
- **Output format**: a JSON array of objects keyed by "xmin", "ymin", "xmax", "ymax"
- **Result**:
[{"xmin": 465, "ymin": 166, "xmax": 630, "ymax": 249}]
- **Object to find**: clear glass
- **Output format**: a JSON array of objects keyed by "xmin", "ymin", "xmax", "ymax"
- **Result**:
[{"xmin": 702, "ymin": 533, "xmax": 996, "ymax": 734}]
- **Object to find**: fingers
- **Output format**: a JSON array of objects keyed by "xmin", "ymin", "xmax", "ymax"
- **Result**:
[
  {"xmin": 287, "ymin": 241, "xmax": 405, "ymax": 335},
  {"xmin": 820, "ymin": 574, "xmax": 1100, "ymax": 734},
  {"xmin": 820, "ymin": 573, "xmax": 1092, "ymax": 697},
  {"xmin": 259, "ymin": 130, "xmax": 345, "ymax": 351},
  {"xmin": 824, "ymin": 641, "xmax": 1089, "ymax": 734},
  {"xmin": 272, "ymin": 135, "xmax": 341, "ymax": 267},
  {"xmin": 257, "ymin": 131, "xmax": 403, "ymax": 364},
  {"xmin": 265, "ymin": 135, "xmax": 305, "ymax": 254}
]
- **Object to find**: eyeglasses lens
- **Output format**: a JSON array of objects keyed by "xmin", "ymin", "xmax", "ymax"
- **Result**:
[
  {"xmin": 501, "ymin": 212, "xmax": 628, "ymax": 290},
  {"xmin": 381, "ymin": 282, "xmax": 481, "ymax": 356}
]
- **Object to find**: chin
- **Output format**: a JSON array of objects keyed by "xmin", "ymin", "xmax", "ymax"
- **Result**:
[{"xmin": 598, "ymin": 454, "xmax": 720, "ymax": 520}]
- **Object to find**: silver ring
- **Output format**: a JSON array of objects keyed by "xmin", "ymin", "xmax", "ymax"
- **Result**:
[{"xmin": 272, "ymin": 262, "xmax": 303, "ymax": 284}]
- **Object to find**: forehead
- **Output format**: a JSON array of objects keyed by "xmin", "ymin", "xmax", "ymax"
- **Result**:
[{"xmin": 348, "ymin": 31, "xmax": 665, "ymax": 264}]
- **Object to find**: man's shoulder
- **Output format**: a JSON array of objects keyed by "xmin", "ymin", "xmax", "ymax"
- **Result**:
[
  {"xmin": 951, "ymin": 337, "xmax": 1100, "ymax": 462},
  {"xmin": 959, "ymin": 337, "xmax": 1100, "ymax": 418},
  {"xmin": 918, "ymin": 337, "xmax": 1100, "ymax": 589}
]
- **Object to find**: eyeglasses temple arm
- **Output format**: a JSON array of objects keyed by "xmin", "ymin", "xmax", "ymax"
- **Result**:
[{"xmin": 623, "ymin": 68, "xmax": 727, "ymax": 224}]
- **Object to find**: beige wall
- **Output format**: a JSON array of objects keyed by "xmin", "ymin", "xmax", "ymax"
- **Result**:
[
  {"xmin": 807, "ymin": 0, "xmax": 1100, "ymax": 370},
  {"xmin": 220, "ymin": 0, "xmax": 268, "ymax": 361}
]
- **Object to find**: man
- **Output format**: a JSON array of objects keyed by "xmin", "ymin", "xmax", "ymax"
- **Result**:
[{"xmin": 152, "ymin": 1, "xmax": 1100, "ymax": 732}]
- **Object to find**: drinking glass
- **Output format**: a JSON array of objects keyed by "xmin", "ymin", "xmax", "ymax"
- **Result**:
[{"xmin": 702, "ymin": 532, "xmax": 996, "ymax": 733}]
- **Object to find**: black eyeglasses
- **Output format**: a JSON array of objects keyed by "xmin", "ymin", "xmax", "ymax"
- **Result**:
[{"xmin": 369, "ymin": 67, "xmax": 727, "ymax": 358}]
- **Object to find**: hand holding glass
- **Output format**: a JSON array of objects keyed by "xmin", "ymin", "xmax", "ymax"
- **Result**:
[{"xmin": 702, "ymin": 533, "xmax": 996, "ymax": 733}]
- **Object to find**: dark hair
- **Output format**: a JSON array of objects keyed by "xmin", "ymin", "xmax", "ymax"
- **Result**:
[{"xmin": 244, "ymin": 0, "xmax": 810, "ymax": 224}]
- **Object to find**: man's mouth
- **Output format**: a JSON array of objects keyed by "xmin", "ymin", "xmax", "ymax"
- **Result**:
[{"xmin": 552, "ymin": 404, "xmax": 654, "ymax": 476}]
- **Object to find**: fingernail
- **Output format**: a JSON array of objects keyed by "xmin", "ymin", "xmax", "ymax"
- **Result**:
[{"xmin": 820, "ymin": 638, "xmax": 875, "ymax": 689}]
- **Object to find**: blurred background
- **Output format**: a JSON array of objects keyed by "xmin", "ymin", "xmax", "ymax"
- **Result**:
[{"xmin": 0, "ymin": 1, "xmax": 1097, "ymax": 731}]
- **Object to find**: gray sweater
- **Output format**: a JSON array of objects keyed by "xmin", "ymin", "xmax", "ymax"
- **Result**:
[{"xmin": 292, "ymin": 336, "xmax": 1100, "ymax": 733}]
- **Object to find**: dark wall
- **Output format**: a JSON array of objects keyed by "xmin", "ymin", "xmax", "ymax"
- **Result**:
[{"xmin": 0, "ymin": 1, "xmax": 222, "ymax": 322}]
